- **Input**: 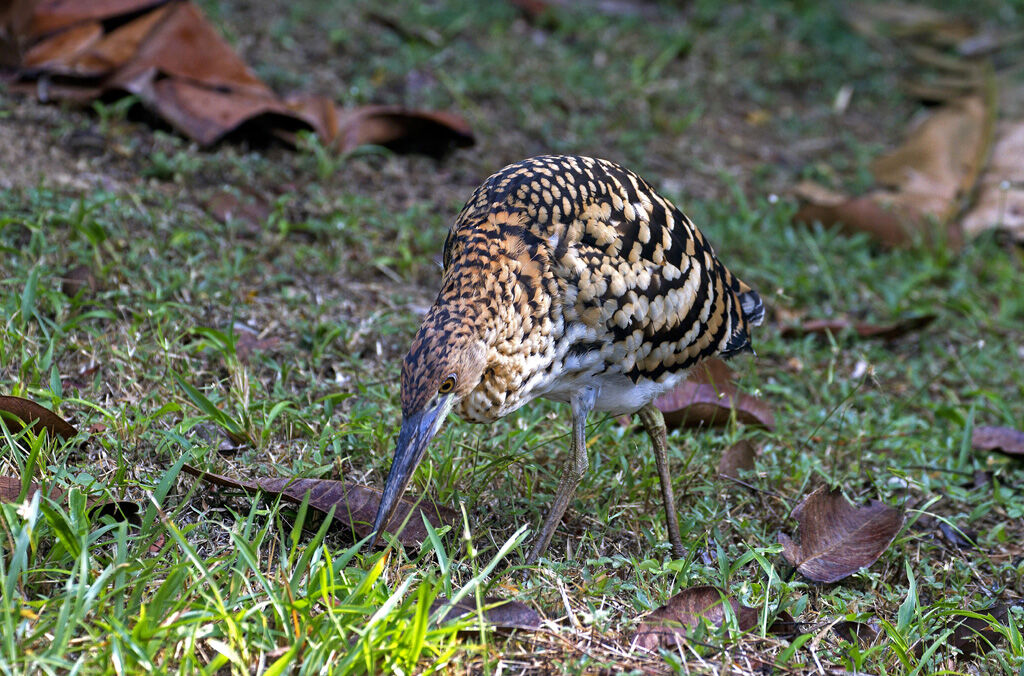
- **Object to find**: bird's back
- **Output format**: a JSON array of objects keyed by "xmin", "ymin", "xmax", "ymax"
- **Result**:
[{"xmin": 441, "ymin": 155, "xmax": 762, "ymax": 419}]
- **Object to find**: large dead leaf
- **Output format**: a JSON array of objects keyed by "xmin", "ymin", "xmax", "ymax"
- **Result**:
[
  {"xmin": 630, "ymin": 586, "xmax": 791, "ymax": 651},
  {"xmin": 334, "ymin": 105, "xmax": 475, "ymax": 156},
  {"xmin": 971, "ymin": 425, "xmax": 1024, "ymax": 458},
  {"xmin": 794, "ymin": 96, "xmax": 989, "ymax": 249},
  {"xmin": 9, "ymin": 0, "xmax": 475, "ymax": 152},
  {"xmin": 430, "ymin": 597, "xmax": 542, "ymax": 631},
  {"xmin": 780, "ymin": 314, "xmax": 936, "ymax": 341},
  {"xmin": 0, "ymin": 395, "xmax": 78, "ymax": 440},
  {"xmin": 717, "ymin": 440, "xmax": 756, "ymax": 479},
  {"xmin": 0, "ymin": 0, "xmax": 35, "ymax": 66},
  {"xmin": 0, "ymin": 475, "xmax": 140, "ymax": 526},
  {"xmin": 181, "ymin": 465, "xmax": 458, "ymax": 547},
  {"xmin": 778, "ymin": 486, "xmax": 903, "ymax": 583},
  {"xmin": 833, "ymin": 619, "xmax": 880, "ymax": 646},
  {"xmin": 654, "ymin": 358, "xmax": 774, "ymax": 431},
  {"xmin": 961, "ymin": 121, "xmax": 1024, "ymax": 243},
  {"xmin": 940, "ymin": 604, "xmax": 1017, "ymax": 660},
  {"xmin": 842, "ymin": 2, "xmax": 976, "ymax": 47},
  {"xmin": 0, "ymin": 475, "xmax": 62, "ymax": 502},
  {"xmin": 26, "ymin": 0, "xmax": 170, "ymax": 37}
]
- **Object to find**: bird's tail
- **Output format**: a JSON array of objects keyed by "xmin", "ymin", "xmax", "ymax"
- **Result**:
[
  {"xmin": 719, "ymin": 279, "xmax": 763, "ymax": 358},
  {"xmin": 737, "ymin": 282, "xmax": 764, "ymax": 326}
]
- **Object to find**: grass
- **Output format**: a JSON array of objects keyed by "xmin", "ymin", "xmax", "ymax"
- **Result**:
[{"xmin": 2, "ymin": 0, "xmax": 1024, "ymax": 673}]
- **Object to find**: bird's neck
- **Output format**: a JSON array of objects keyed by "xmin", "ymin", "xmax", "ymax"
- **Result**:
[{"xmin": 438, "ymin": 235, "xmax": 561, "ymax": 422}]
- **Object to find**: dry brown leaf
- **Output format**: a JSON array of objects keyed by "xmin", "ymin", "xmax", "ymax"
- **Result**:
[
  {"xmin": 332, "ymin": 105, "xmax": 475, "ymax": 157},
  {"xmin": 780, "ymin": 314, "xmax": 936, "ymax": 341},
  {"xmin": 232, "ymin": 324, "xmax": 280, "ymax": 363},
  {"xmin": 794, "ymin": 96, "xmax": 987, "ymax": 249},
  {"xmin": 110, "ymin": 2, "xmax": 270, "ymax": 96},
  {"xmin": 842, "ymin": 3, "xmax": 976, "ymax": 48},
  {"xmin": 0, "ymin": 475, "xmax": 61, "ymax": 502},
  {"xmin": 20, "ymin": 19, "xmax": 102, "ymax": 70},
  {"xmin": 429, "ymin": 597, "xmax": 542, "ymax": 631},
  {"xmin": 794, "ymin": 193, "xmax": 927, "ymax": 248},
  {"xmin": 0, "ymin": 395, "xmax": 78, "ymax": 440},
  {"xmin": 871, "ymin": 96, "xmax": 986, "ymax": 213},
  {"xmin": 10, "ymin": 1, "xmax": 476, "ymax": 152},
  {"xmin": 181, "ymin": 465, "xmax": 459, "ymax": 547},
  {"xmin": 0, "ymin": 475, "xmax": 139, "ymax": 526},
  {"xmin": 940, "ymin": 604, "xmax": 1016, "ymax": 660},
  {"xmin": 0, "ymin": 0, "xmax": 35, "ymax": 66},
  {"xmin": 61, "ymin": 264, "xmax": 97, "ymax": 298},
  {"xmin": 971, "ymin": 425, "xmax": 1024, "ymax": 458},
  {"xmin": 631, "ymin": 586, "xmax": 791, "ymax": 650},
  {"xmin": 718, "ymin": 440, "xmax": 756, "ymax": 479},
  {"xmin": 655, "ymin": 358, "xmax": 774, "ymax": 431},
  {"xmin": 833, "ymin": 619, "xmax": 880, "ymax": 646},
  {"xmin": 27, "ymin": 0, "xmax": 170, "ymax": 37},
  {"xmin": 961, "ymin": 121, "xmax": 1024, "ymax": 243},
  {"xmin": 204, "ymin": 190, "xmax": 271, "ymax": 230},
  {"xmin": 938, "ymin": 521, "xmax": 978, "ymax": 550},
  {"xmin": 50, "ymin": 3, "xmax": 170, "ymax": 78},
  {"xmin": 778, "ymin": 486, "xmax": 903, "ymax": 583}
]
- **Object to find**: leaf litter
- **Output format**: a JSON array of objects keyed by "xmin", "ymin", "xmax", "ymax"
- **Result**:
[
  {"xmin": 5, "ymin": 0, "xmax": 475, "ymax": 153},
  {"xmin": 181, "ymin": 464, "xmax": 459, "ymax": 548},
  {"xmin": 429, "ymin": 597, "xmax": 542, "ymax": 632},
  {"xmin": 793, "ymin": 2, "xmax": 1024, "ymax": 247},
  {"xmin": 778, "ymin": 486, "xmax": 904, "ymax": 583},
  {"xmin": 0, "ymin": 394, "xmax": 79, "ymax": 441},
  {"xmin": 779, "ymin": 314, "xmax": 936, "ymax": 341},
  {"xmin": 718, "ymin": 440, "xmax": 757, "ymax": 480},
  {"xmin": 630, "ymin": 585, "xmax": 794, "ymax": 651},
  {"xmin": 972, "ymin": 424, "xmax": 1024, "ymax": 458},
  {"xmin": 653, "ymin": 358, "xmax": 774, "ymax": 431}
]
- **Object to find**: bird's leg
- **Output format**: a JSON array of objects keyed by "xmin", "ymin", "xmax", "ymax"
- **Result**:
[
  {"xmin": 526, "ymin": 387, "xmax": 596, "ymax": 564},
  {"xmin": 638, "ymin": 403, "xmax": 684, "ymax": 558}
]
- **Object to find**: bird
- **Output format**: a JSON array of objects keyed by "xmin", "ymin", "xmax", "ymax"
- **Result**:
[{"xmin": 370, "ymin": 155, "xmax": 763, "ymax": 563}]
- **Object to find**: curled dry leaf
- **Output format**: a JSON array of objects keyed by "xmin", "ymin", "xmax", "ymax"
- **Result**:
[
  {"xmin": 429, "ymin": 597, "xmax": 541, "ymax": 631},
  {"xmin": 928, "ymin": 604, "xmax": 1019, "ymax": 661},
  {"xmin": 778, "ymin": 486, "xmax": 903, "ymax": 583},
  {"xmin": 25, "ymin": 0, "xmax": 171, "ymax": 37},
  {"xmin": 971, "ymin": 425, "xmax": 1024, "ymax": 458},
  {"xmin": 181, "ymin": 465, "xmax": 458, "ymax": 547},
  {"xmin": 0, "ymin": 395, "xmax": 78, "ymax": 441},
  {"xmin": 0, "ymin": 475, "xmax": 62, "ymax": 503},
  {"xmin": 833, "ymin": 619, "xmax": 880, "ymax": 646},
  {"xmin": 204, "ymin": 190, "xmax": 271, "ymax": 231},
  {"xmin": 950, "ymin": 604, "xmax": 1018, "ymax": 659},
  {"xmin": 654, "ymin": 358, "xmax": 774, "ymax": 431},
  {"xmin": 61, "ymin": 264, "xmax": 98, "ymax": 298},
  {"xmin": 718, "ymin": 440, "xmax": 756, "ymax": 479},
  {"xmin": 0, "ymin": 0, "xmax": 34, "ymax": 66},
  {"xmin": 631, "ymin": 586, "xmax": 793, "ymax": 651},
  {"xmin": 0, "ymin": 475, "xmax": 140, "ymax": 526},
  {"xmin": 938, "ymin": 521, "xmax": 978, "ymax": 550},
  {"xmin": 232, "ymin": 323, "xmax": 280, "ymax": 363},
  {"xmin": 961, "ymin": 121, "xmax": 1024, "ymax": 244},
  {"xmin": 794, "ymin": 95, "xmax": 988, "ymax": 249},
  {"xmin": 780, "ymin": 314, "xmax": 936, "ymax": 341},
  {"xmin": 10, "ymin": 1, "xmax": 476, "ymax": 152}
]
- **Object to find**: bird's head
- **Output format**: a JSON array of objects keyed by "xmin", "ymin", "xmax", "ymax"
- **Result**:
[{"xmin": 370, "ymin": 312, "xmax": 486, "ymax": 546}]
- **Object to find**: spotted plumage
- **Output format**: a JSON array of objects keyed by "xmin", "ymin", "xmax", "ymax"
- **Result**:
[{"xmin": 374, "ymin": 155, "xmax": 762, "ymax": 561}]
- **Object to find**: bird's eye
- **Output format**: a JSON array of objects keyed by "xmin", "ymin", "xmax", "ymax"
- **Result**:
[{"xmin": 438, "ymin": 375, "xmax": 456, "ymax": 394}]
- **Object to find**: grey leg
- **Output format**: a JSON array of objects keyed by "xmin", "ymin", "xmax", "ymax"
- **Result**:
[
  {"xmin": 638, "ymin": 403, "xmax": 684, "ymax": 558},
  {"xmin": 526, "ymin": 388, "xmax": 596, "ymax": 564}
]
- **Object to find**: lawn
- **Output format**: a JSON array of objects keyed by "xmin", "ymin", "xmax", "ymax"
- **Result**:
[{"xmin": 1, "ymin": 0, "xmax": 1023, "ymax": 673}]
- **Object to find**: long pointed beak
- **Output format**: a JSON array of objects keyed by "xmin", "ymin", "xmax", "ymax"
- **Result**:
[{"xmin": 369, "ymin": 398, "xmax": 451, "ymax": 549}]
